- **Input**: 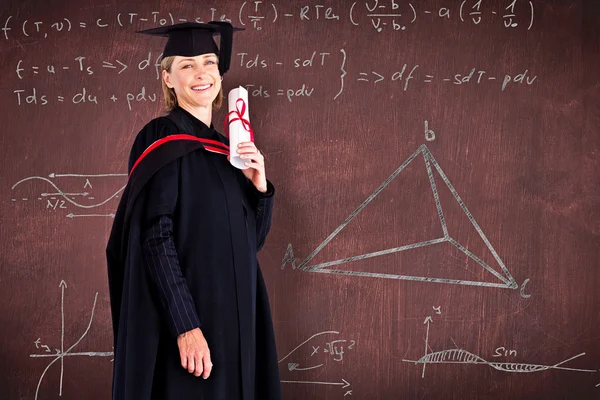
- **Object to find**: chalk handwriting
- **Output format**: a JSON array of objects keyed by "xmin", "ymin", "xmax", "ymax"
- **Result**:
[
  {"xmin": 2, "ymin": 2, "xmax": 535, "ymax": 41},
  {"xmin": 425, "ymin": 120, "xmax": 436, "ymax": 141},
  {"xmin": 323, "ymin": 339, "xmax": 357, "ymax": 362},
  {"xmin": 493, "ymin": 346, "xmax": 517, "ymax": 357},
  {"xmin": 279, "ymin": 330, "xmax": 354, "ymax": 393},
  {"xmin": 281, "ymin": 243, "xmax": 300, "ymax": 269},
  {"xmin": 356, "ymin": 66, "xmax": 537, "ymax": 92}
]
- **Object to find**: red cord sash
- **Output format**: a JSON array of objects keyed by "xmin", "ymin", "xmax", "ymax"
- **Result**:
[{"xmin": 129, "ymin": 134, "xmax": 229, "ymax": 178}]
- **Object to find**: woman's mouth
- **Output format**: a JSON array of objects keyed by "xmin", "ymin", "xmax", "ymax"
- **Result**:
[{"xmin": 192, "ymin": 84, "xmax": 212, "ymax": 92}]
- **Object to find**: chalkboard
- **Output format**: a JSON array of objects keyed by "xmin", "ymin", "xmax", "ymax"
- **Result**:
[{"xmin": 1, "ymin": 0, "xmax": 599, "ymax": 399}]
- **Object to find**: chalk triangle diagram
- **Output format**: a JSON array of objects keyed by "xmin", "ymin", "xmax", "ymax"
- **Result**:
[{"xmin": 299, "ymin": 144, "xmax": 518, "ymax": 290}]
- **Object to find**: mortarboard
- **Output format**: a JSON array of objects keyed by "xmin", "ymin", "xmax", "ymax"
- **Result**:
[{"xmin": 137, "ymin": 22, "xmax": 243, "ymax": 75}]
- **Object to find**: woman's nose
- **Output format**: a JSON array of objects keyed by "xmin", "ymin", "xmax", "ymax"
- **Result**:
[{"xmin": 195, "ymin": 67, "xmax": 208, "ymax": 79}]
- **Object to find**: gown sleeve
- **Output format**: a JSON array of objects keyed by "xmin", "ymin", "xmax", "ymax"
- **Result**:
[
  {"xmin": 250, "ymin": 180, "xmax": 275, "ymax": 252},
  {"xmin": 140, "ymin": 157, "xmax": 202, "ymax": 337}
]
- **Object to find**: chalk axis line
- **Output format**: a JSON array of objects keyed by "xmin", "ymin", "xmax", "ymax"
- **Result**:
[{"xmin": 298, "ymin": 144, "xmax": 518, "ymax": 290}]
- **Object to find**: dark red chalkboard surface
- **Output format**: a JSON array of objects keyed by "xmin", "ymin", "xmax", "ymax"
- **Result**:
[{"xmin": 1, "ymin": 0, "xmax": 599, "ymax": 399}]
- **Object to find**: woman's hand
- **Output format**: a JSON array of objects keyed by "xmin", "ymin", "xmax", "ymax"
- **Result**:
[
  {"xmin": 235, "ymin": 141, "xmax": 267, "ymax": 193},
  {"xmin": 177, "ymin": 327, "xmax": 212, "ymax": 379}
]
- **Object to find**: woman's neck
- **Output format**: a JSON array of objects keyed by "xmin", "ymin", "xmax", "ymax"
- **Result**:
[{"xmin": 179, "ymin": 103, "xmax": 212, "ymax": 127}]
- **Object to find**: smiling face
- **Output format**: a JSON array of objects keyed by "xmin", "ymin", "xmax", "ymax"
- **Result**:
[{"xmin": 162, "ymin": 53, "xmax": 222, "ymax": 112}]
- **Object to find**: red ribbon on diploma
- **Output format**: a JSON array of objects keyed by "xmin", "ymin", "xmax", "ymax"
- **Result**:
[{"xmin": 224, "ymin": 97, "xmax": 254, "ymax": 142}]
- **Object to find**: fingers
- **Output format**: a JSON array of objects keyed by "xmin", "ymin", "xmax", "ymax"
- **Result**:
[
  {"xmin": 188, "ymin": 356, "xmax": 196, "ymax": 374},
  {"xmin": 237, "ymin": 144, "xmax": 264, "ymax": 170},
  {"xmin": 193, "ymin": 355, "xmax": 202, "ymax": 377},
  {"xmin": 237, "ymin": 142, "xmax": 263, "ymax": 158},
  {"xmin": 238, "ymin": 150, "xmax": 263, "ymax": 162},
  {"xmin": 180, "ymin": 350, "xmax": 196, "ymax": 374},
  {"xmin": 243, "ymin": 161, "xmax": 263, "ymax": 170},
  {"xmin": 182, "ymin": 350, "xmax": 211, "ymax": 378},
  {"xmin": 237, "ymin": 141, "xmax": 256, "ymax": 150},
  {"xmin": 202, "ymin": 353, "xmax": 213, "ymax": 379},
  {"xmin": 180, "ymin": 351, "xmax": 188, "ymax": 370},
  {"xmin": 191, "ymin": 352, "xmax": 212, "ymax": 378},
  {"xmin": 177, "ymin": 328, "xmax": 212, "ymax": 379}
]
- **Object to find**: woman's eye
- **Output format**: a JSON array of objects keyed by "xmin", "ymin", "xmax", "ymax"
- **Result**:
[
  {"xmin": 206, "ymin": 60, "xmax": 216, "ymax": 65},
  {"xmin": 182, "ymin": 64, "xmax": 192, "ymax": 69}
]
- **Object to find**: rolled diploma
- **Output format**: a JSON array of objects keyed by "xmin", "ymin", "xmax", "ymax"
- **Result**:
[{"xmin": 227, "ymin": 86, "xmax": 252, "ymax": 170}]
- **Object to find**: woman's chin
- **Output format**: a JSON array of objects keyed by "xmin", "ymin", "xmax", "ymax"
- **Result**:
[
  {"xmin": 193, "ymin": 90, "xmax": 217, "ymax": 101},
  {"xmin": 183, "ymin": 95, "xmax": 215, "ymax": 108}
]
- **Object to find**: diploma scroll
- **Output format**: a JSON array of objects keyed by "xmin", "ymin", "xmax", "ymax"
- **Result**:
[{"xmin": 226, "ymin": 86, "xmax": 254, "ymax": 170}]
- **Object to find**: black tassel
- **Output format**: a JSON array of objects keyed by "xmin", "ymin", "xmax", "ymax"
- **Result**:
[{"xmin": 210, "ymin": 21, "xmax": 234, "ymax": 75}]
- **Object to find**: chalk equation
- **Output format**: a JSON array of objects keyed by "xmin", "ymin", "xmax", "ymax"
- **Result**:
[
  {"xmin": 15, "ymin": 54, "xmax": 159, "ymax": 79},
  {"xmin": 284, "ymin": 143, "xmax": 532, "ymax": 294},
  {"xmin": 240, "ymin": 0, "xmax": 535, "ymax": 32},
  {"xmin": 402, "ymin": 313, "xmax": 598, "ymax": 382},
  {"xmin": 14, "ymin": 42, "xmax": 538, "ymax": 96},
  {"xmin": 12, "ymin": 58, "xmax": 537, "ymax": 112},
  {"xmin": 1, "ymin": 10, "xmax": 230, "ymax": 41},
  {"xmin": 30, "ymin": 281, "xmax": 113, "ymax": 400},
  {"xmin": 1, "ymin": 1, "xmax": 535, "ymax": 41},
  {"xmin": 279, "ymin": 330, "xmax": 355, "ymax": 396},
  {"xmin": 14, "ymin": 50, "xmax": 335, "ymax": 80},
  {"xmin": 11, "ymin": 173, "xmax": 126, "ymax": 219}
]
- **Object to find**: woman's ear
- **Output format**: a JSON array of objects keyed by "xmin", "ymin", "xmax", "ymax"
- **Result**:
[{"xmin": 162, "ymin": 69, "xmax": 173, "ymax": 88}]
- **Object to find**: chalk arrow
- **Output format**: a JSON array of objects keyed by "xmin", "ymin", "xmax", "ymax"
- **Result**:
[
  {"xmin": 281, "ymin": 378, "xmax": 350, "ymax": 388},
  {"xmin": 116, "ymin": 60, "xmax": 127, "ymax": 74},
  {"xmin": 372, "ymin": 71, "xmax": 385, "ymax": 83},
  {"xmin": 34, "ymin": 338, "xmax": 41, "ymax": 348},
  {"xmin": 287, "ymin": 362, "xmax": 323, "ymax": 371},
  {"xmin": 42, "ymin": 192, "xmax": 89, "ymax": 197},
  {"xmin": 66, "ymin": 213, "xmax": 115, "ymax": 219},
  {"xmin": 422, "ymin": 316, "xmax": 433, "ymax": 378},
  {"xmin": 49, "ymin": 173, "xmax": 127, "ymax": 178},
  {"xmin": 60, "ymin": 278, "xmax": 66, "ymax": 394}
]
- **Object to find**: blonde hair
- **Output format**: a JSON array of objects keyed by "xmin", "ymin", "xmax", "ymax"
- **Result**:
[{"xmin": 161, "ymin": 56, "xmax": 223, "ymax": 112}]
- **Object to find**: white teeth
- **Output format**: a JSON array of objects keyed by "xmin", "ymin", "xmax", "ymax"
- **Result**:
[{"xmin": 192, "ymin": 84, "xmax": 211, "ymax": 91}]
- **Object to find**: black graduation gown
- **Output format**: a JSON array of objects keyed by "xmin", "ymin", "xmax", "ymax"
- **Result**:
[{"xmin": 106, "ymin": 107, "xmax": 282, "ymax": 400}]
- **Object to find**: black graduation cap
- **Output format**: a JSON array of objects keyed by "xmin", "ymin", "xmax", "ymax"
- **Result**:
[{"xmin": 137, "ymin": 21, "xmax": 243, "ymax": 75}]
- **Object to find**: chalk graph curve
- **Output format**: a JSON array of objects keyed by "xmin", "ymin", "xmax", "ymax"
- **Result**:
[
  {"xmin": 31, "ymin": 292, "xmax": 113, "ymax": 400},
  {"xmin": 11, "ymin": 176, "xmax": 125, "ymax": 209}
]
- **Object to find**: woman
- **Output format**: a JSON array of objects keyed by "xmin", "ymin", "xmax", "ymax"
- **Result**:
[{"xmin": 106, "ymin": 21, "xmax": 282, "ymax": 400}]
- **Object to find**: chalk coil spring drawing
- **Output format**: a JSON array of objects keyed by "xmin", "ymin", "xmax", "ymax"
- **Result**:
[
  {"xmin": 403, "ymin": 318, "xmax": 597, "ymax": 379},
  {"xmin": 412, "ymin": 348, "xmax": 596, "ymax": 374},
  {"xmin": 298, "ymin": 144, "xmax": 519, "ymax": 290}
]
